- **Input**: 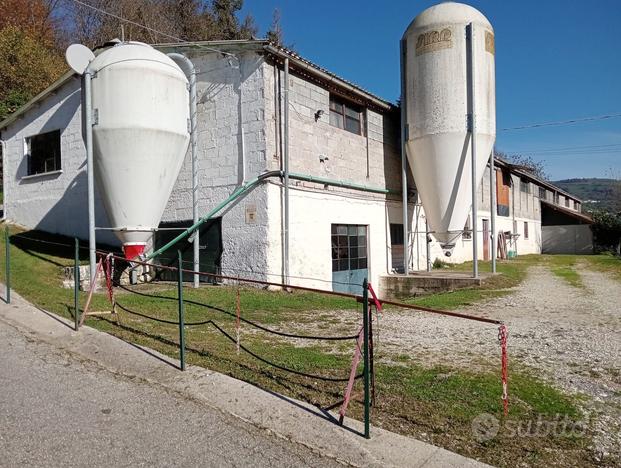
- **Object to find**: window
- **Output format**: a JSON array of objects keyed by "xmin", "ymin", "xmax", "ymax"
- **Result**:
[
  {"xmin": 554, "ymin": 192, "xmax": 560, "ymax": 204},
  {"xmin": 331, "ymin": 224, "xmax": 368, "ymax": 271},
  {"xmin": 538, "ymin": 187, "xmax": 546, "ymax": 200},
  {"xmin": 565, "ymin": 197, "xmax": 570, "ymax": 208},
  {"xmin": 389, "ymin": 223, "xmax": 404, "ymax": 246},
  {"xmin": 575, "ymin": 201, "xmax": 581, "ymax": 212},
  {"xmin": 329, "ymin": 95, "xmax": 364, "ymax": 135},
  {"xmin": 25, "ymin": 130, "xmax": 61, "ymax": 176},
  {"xmin": 524, "ymin": 222, "xmax": 529, "ymax": 239},
  {"xmin": 520, "ymin": 178, "xmax": 530, "ymax": 194}
]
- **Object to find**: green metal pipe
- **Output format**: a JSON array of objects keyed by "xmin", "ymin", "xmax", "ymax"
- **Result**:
[
  {"xmin": 289, "ymin": 172, "xmax": 393, "ymax": 195},
  {"xmin": 177, "ymin": 250, "xmax": 186, "ymax": 371},
  {"xmin": 5, "ymin": 225, "xmax": 10, "ymax": 304},
  {"xmin": 74, "ymin": 238, "xmax": 80, "ymax": 331},
  {"xmin": 147, "ymin": 171, "xmax": 397, "ymax": 261},
  {"xmin": 362, "ymin": 278, "xmax": 370, "ymax": 439}
]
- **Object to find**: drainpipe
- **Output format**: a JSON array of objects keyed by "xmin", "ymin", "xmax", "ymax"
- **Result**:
[
  {"xmin": 400, "ymin": 39, "xmax": 409, "ymax": 275},
  {"xmin": 283, "ymin": 58, "xmax": 290, "ymax": 285},
  {"xmin": 84, "ymin": 68, "xmax": 97, "ymax": 282},
  {"xmin": 168, "ymin": 53, "xmax": 199, "ymax": 288},
  {"xmin": 0, "ymin": 139, "xmax": 6, "ymax": 221}
]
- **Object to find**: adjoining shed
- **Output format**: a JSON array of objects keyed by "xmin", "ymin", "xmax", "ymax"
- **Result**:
[{"xmin": 541, "ymin": 201, "xmax": 593, "ymax": 254}]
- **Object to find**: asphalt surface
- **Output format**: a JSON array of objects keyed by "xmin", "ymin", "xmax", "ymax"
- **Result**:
[{"xmin": 0, "ymin": 321, "xmax": 341, "ymax": 467}]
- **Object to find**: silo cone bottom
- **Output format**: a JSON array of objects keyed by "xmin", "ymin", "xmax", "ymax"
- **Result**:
[{"xmin": 123, "ymin": 243, "xmax": 146, "ymax": 260}]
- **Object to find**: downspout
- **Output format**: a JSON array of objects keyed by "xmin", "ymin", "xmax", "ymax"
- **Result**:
[
  {"xmin": 468, "ymin": 23, "xmax": 479, "ymax": 279},
  {"xmin": 283, "ymin": 58, "xmax": 290, "ymax": 285},
  {"xmin": 167, "ymin": 53, "xmax": 199, "ymax": 288}
]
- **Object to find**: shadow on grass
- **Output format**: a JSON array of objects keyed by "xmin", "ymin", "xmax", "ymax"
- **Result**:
[{"xmin": 91, "ymin": 314, "xmax": 363, "ymax": 434}]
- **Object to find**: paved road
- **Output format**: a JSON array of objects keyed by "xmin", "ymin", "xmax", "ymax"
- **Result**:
[{"xmin": 0, "ymin": 321, "xmax": 340, "ymax": 467}]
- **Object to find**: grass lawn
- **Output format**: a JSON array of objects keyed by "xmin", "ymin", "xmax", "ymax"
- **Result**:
[{"xmin": 0, "ymin": 224, "xmax": 599, "ymax": 467}]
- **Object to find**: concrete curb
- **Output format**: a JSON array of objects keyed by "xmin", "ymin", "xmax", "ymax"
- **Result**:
[{"xmin": 0, "ymin": 291, "xmax": 491, "ymax": 468}]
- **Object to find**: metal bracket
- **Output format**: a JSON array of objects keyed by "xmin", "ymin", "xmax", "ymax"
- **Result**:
[{"xmin": 92, "ymin": 109, "xmax": 99, "ymax": 126}]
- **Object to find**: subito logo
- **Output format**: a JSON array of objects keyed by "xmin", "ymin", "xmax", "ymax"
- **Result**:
[{"xmin": 471, "ymin": 413, "xmax": 500, "ymax": 442}]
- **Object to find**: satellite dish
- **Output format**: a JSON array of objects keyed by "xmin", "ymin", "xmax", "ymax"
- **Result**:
[{"xmin": 65, "ymin": 44, "xmax": 95, "ymax": 75}]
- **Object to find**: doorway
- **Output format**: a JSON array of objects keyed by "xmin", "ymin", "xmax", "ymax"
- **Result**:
[
  {"xmin": 154, "ymin": 218, "xmax": 222, "ymax": 282},
  {"xmin": 331, "ymin": 224, "xmax": 368, "ymax": 295},
  {"xmin": 482, "ymin": 219, "xmax": 490, "ymax": 261}
]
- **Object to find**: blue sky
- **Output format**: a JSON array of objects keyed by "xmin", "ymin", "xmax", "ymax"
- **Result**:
[{"xmin": 241, "ymin": 0, "xmax": 621, "ymax": 180}]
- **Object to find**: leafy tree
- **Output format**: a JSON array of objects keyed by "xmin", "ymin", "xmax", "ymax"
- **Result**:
[
  {"xmin": 266, "ymin": 8, "xmax": 283, "ymax": 45},
  {"xmin": 590, "ymin": 210, "xmax": 621, "ymax": 254},
  {"xmin": 0, "ymin": 25, "xmax": 66, "ymax": 121},
  {"xmin": 494, "ymin": 148, "xmax": 548, "ymax": 180}
]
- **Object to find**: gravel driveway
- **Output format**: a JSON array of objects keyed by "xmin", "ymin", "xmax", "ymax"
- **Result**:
[{"xmin": 377, "ymin": 264, "xmax": 621, "ymax": 464}]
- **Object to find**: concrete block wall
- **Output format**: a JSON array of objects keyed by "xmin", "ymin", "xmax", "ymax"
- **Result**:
[
  {"xmin": 1, "ymin": 77, "xmax": 117, "ymax": 245},
  {"xmin": 160, "ymin": 49, "xmax": 272, "ymax": 279}
]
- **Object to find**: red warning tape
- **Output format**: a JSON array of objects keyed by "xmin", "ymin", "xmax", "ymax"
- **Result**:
[{"xmin": 339, "ymin": 328, "xmax": 364, "ymax": 423}]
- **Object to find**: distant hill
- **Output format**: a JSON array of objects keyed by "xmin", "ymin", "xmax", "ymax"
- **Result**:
[{"xmin": 552, "ymin": 178, "xmax": 620, "ymax": 212}]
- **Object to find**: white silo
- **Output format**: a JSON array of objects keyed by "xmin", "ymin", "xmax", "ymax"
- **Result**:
[
  {"xmin": 88, "ymin": 42, "xmax": 190, "ymax": 259},
  {"xmin": 403, "ymin": 2, "xmax": 496, "ymax": 251}
]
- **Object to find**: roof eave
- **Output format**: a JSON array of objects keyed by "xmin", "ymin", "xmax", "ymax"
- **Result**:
[{"xmin": 0, "ymin": 70, "xmax": 76, "ymax": 131}]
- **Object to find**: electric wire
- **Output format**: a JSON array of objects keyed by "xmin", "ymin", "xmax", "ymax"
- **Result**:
[
  {"xmin": 70, "ymin": 0, "xmax": 238, "ymax": 59},
  {"xmin": 500, "ymin": 113, "xmax": 621, "ymax": 131}
]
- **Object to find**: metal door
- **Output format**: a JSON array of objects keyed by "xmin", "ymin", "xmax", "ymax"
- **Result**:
[
  {"xmin": 331, "ymin": 224, "xmax": 368, "ymax": 295},
  {"xmin": 154, "ymin": 218, "xmax": 222, "ymax": 282}
]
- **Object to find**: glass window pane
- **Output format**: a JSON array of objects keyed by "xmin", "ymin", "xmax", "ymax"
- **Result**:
[
  {"xmin": 349, "ymin": 246, "xmax": 358, "ymax": 258},
  {"xmin": 330, "ymin": 110, "xmax": 343, "ymax": 128},
  {"xmin": 339, "ymin": 259, "xmax": 348, "ymax": 271},
  {"xmin": 350, "ymin": 235, "xmax": 358, "ymax": 246},
  {"xmin": 358, "ymin": 235, "xmax": 366, "ymax": 246},
  {"xmin": 357, "ymin": 226, "xmax": 366, "ymax": 235},
  {"xmin": 345, "ymin": 116, "xmax": 361, "ymax": 134},
  {"xmin": 331, "ymin": 242, "xmax": 338, "ymax": 260},
  {"xmin": 348, "ymin": 225, "xmax": 356, "ymax": 235},
  {"xmin": 359, "ymin": 258, "xmax": 367, "ymax": 269},
  {"xmin": 337, "ymin": 225, "xmax": 347, "ymax": 235},
  {"xmin": 350, "ymin": 258, "xmax": 359, "ymax": 270},
  {"xmin": 337, "ymin": 235, "xmax": 348, "ymax": 246},
  {"xmin": 345, "ymin": 106, "xmax": 360, "ymax": 118},
  {"xmin": 338, "ymin": 246, "xmax": 348, "ymax": 259},
  {"xmin": 331, "ymin": 224, "xmax": 337, "ymax": 234},
  {"xmin": 358, "ymin": 246, "xmax": 367, "ymax": 258},
  {"xmin": 329, "ymin": 100, "xmax": 343, "ymax": 113}
]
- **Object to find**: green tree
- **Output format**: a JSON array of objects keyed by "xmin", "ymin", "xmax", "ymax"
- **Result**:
[{"xmin": 0, "ymin": 25, "xmax": 66, "ymax": 121}]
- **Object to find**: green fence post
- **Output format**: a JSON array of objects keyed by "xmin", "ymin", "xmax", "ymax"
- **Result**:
[
  {"xmin": 5, "ymin": 225, "xmax": 10, "ymax": 304},
  {"xmin": 74, "ymin": 238, "xmax": 80, "ymax": 331},
  {"xmin": 362, "ymin": 278, "xmax": 370, "ymax": 439},
  {"xmin": 177, "ymin": 250, "xmax": 186, "ymax": 371}
]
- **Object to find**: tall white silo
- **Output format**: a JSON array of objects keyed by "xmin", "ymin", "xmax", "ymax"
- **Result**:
[
  {"xmin": 403, "ymin": 2, "xmax": 496, "ymax": 251},
  {"xmin": 88, "ymin": 42, "xmax": 190, "ymax": 259}
]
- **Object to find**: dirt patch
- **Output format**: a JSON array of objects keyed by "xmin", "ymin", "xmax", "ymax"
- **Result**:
[{"xmin": 376, "ymin": 264, "xmax": 621, "ymax": 465}]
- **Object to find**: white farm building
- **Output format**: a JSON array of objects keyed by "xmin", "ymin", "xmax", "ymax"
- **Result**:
[{"xmin": 0, "ymin": 40, "xmax": 590, "ymax": 296}]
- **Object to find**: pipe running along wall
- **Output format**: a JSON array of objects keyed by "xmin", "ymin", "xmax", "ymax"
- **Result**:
[
  {"xmin": 146, "ymin": 171, "xmax": 393, "ymax": 261},
  {"xmin": 167, "ymin": 53, "xmax": 199, "ymax": 288}
]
